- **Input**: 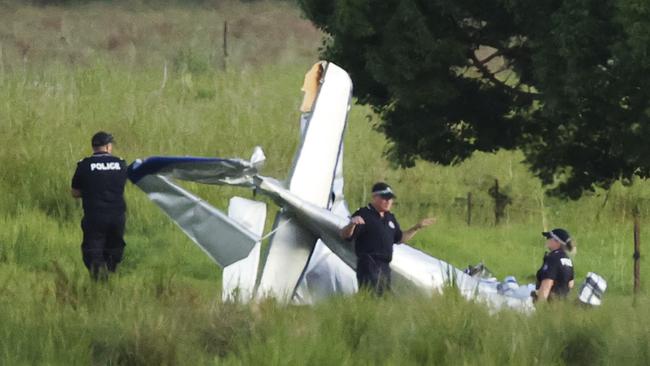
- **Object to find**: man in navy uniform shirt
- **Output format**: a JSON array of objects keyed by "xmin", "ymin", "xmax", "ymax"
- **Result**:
[
  {"xmin": 71, "ymin": 132, "xmax": 128, "ymax": 279},
  {"xmin": 340, "ymin": 182, "xmax": 435, "ymax": 295}
]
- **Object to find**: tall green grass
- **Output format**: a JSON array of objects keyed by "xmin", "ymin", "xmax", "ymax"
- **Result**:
[{"xmin": 1, "ymin": 1, "xmax": 650, "ymax": 364}]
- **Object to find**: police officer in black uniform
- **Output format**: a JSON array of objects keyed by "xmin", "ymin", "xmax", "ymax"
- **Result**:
[
  {"xmin": 71, "ymin": 132, "xmax": 128, "ymax": 279},
  {"xmin": 340, "ymin": 182, "xmax": 435, "ymax": 295},
  {"xmin": 534, "ymin": 228, "xmax": 575, "ymax": 302}
]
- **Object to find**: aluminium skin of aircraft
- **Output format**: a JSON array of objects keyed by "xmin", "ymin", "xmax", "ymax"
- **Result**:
[{"xmin": 126, "ymin": 61, "xmax": 548, "ymax": 312}]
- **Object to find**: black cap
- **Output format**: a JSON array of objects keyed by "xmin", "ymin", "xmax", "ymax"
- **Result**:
[
  {"xmin": 371, "ymin": 182, "xmax": 396, "ymax": 199},
  {"xmin": 542, "ymin": 228, "xmax": 572, "ymax": 247},
  {"xmin": 92, "ymin": 131, "xmax": 114, "ymax": 147}
]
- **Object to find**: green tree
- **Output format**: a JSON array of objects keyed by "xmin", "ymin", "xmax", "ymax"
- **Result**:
[{"xmin": 299, "ymin": 0, "xmax": 650, "ymax": 198}]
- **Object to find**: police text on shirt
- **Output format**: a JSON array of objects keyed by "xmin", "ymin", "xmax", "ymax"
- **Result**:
[{"xmin": 91, "ymin": 162, "xmax": 122, "ymax": 171}]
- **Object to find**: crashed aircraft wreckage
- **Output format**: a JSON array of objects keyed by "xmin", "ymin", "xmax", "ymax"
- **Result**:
[{"xmin": 127, "ymin": 62, "xmax": 604, "ymax": 311}]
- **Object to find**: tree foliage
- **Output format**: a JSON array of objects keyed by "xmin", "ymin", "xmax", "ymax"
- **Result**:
[{"xmin": 299, "ymin": 0, "xmax": 650, "ymax": 198}]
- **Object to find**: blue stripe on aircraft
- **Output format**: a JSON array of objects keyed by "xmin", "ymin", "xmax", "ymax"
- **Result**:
[{"xmin": 127, "ymin": 156, "xmax": 231, "ymax": 183}]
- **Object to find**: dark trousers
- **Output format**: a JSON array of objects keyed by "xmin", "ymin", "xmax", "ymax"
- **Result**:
[
  {"xmin": 81, "ymin": 213, "xmax": 126, "ymax": 279},
  {"xmin": 356, "ymin": 254, "xmax": 391, "ymax": 296}
]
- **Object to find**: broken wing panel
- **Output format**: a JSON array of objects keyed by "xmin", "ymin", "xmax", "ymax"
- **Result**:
[
  {"xmin": 128, "ymin": 149, "xmax": 263, "ymax": 187},
  {"xmin": 133, "ymin": 174, "xmax": 258, "ymax": 267},
  {"xmin": 256, "ymin": 212, "xmax": 318, "ymax": 300},
  {"xmin": 294, "ymin": 149, "xmax": 356, "ymax": 304},
  {"xmin": 289, "ymin": 62, "xmax": 352, "ymax": 207},
  {"xmin": 222, "ymin": 197, "xmax": 267, "ymax": 302},
  {"xmin": 294, "ymin": 240, "xmax": 357, "ymax": 304},
  {"xmin": 391, "ymin": 245, "xmax": 534, "ymax": 312},
  {"xmin": 257, "ymin": 62, "xmax": 353, "ymax": 301},
  {"xmin": 390, "ymin": 244, "xmax": 459, "ymax": 295},
  {"xmin": 294, "ymin": 105, "xmax": 357, "ymax": 304}
]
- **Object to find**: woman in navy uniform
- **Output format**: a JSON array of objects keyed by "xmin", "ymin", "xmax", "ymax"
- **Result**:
[
  {"xmin": 340, "ymin": 182, "xmax": 435, "ymax": 296},
  {"xmin": 71, "ymin": 132, "xmax": 128, "ymax": 279},
  {"xmin": 534, "ymin": 228, "xmax": 575, "ymax": 302}
]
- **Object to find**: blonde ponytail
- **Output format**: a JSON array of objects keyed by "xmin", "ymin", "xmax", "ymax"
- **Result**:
[{"xmin": 565, "ymin": 240, "xmax": 577, "ymax": 257}]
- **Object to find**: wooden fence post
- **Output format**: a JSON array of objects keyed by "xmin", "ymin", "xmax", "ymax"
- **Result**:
[
  {"xmin": 494, "ymin": 179, "xmax": 500, "ymax": 225},
  {"xmin": 466, "ymin": 192, "xmax": 472, "ymax": 226},
  {"xmin": 634, "ymin": 206, "xmax": 641, "ymax": 296},
  {"xmin": 222, "ymin": 20, "xmax": 228, "ymax": 71}
]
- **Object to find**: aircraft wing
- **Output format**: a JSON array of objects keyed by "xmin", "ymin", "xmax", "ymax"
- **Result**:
[
  {"xmin": 288, "ymin": 62, "xmax": 352, "ymax": 207},
  {"xmin": 128, "ymin": 147, "xmax": 264, "ymax": 187},
  {"xmin": 127, "ymin": 154, "xmax": 264, "ymax": 267},
  {"xmin": 257, "ymin": 62, "xmax": 353, "ymax": 301}
]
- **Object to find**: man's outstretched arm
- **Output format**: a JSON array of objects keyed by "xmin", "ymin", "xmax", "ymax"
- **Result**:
[{"xmin": 401, "ymin": 217, "xmax": 436, "ymax": 243}]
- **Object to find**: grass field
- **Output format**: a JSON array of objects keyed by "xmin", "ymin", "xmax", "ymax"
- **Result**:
[{"xmin": 1, "ymin": 1, "xmax": 650, "ymax": 364}]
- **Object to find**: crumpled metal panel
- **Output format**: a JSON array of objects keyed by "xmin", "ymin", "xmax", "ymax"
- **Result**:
[
  {"xmin": 391, "ymin": 245, "xmax": 534, "ymax": 312},
  {"xmin": 256, "ymin": 176, "xmax": 356, "ymax": 267},
  {"xmin": 128, "ymin": 147, "xmax": 264, "ymax": 187},
  {"xmin": 256, "ymin": 212, "xmax": 318, "ymax": 300},
  {"xmin": 222, "ymin": 197, "xmax": 266, "ymax": 302},
  {"xmin": 294, "ymin": 144, "xmax": 358, "ymax": 304},
  {"xmin": 133, "ymin": 174, "xmax": 259, "ymax": 267},
  {"xmin": 390, "ymin": 244, "xmax": 457, "ymax": 291},
  {"xmin": 294, "ymin": 241, "xmax": 358, "ymax": 304}
]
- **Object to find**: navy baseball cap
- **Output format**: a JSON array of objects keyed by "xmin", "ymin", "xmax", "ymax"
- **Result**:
[
  {"xmin": 543, "ymin": 228, "xmax": 572, "ymax": 247},
  {"xmin": 92, "ymin": 131, "xmax": 114, "ymax": 147},
  {"xmin": 372, "ymin": 182, "xmax": 396, "ymax": 199}
]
